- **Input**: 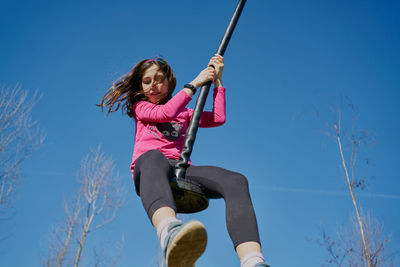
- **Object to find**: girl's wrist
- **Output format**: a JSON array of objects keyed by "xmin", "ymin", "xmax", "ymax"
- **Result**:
[
  {"xmin": 183, "ymin": 88, "xmax": 195, "ymax": 97},
  {"xmin": 214, "ymin": 79, "xmax": 223, "ymax": 88},
  {"xmin": 190, "ymin": 79, "xmax": 201, "ymax": 89}
]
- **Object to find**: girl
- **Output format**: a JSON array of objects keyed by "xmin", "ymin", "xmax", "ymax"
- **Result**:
[{"xmin": 99, "ymin": 55, "xmax": 270, "ymax": 267}]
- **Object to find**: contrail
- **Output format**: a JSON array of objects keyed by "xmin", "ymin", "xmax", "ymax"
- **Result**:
[{"xmin": 254, "ymin": 185, "xmax": 400, "ymax": 200}]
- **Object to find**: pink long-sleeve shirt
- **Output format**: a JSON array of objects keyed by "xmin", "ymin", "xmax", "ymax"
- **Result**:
[{"xmin": 130, "ymin": 87, "xmax": 226, "ymax": 174}]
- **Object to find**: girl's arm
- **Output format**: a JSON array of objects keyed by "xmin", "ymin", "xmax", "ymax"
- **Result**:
[
  {"xmin": 212, "ymin": 54, "xmax": 224, "ymax": 88},
  {"xmin": 192, "ymin": 55, "xmax": 226, "ymax": 127},
  {"xmin": 134, "ymin": 59, "xmax": 218, "ymax": 122},
  {"xmin": 185, "ymin": 65, "xmax": 216, "ymax": 97},
  {"xmin": 135, "ymin": 55, "xmax": 223, "ymax": 123},
  {"xmin": 133, "ymin": 90, "xmax": 192, "ymax": 122},
  {"xmin": 189, "ymin": 87, "xmax": 226, "ymax": 127}
]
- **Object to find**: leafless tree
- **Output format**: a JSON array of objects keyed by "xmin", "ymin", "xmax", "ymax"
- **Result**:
[
  {"xmin": 318, "ymin": 211, "xmax": 396, "ymax": 267},
  {"xmin": 0, "ymin": 85, "xmax": 45, "ymax": 233},
  {"xmin": 334, "ymin": 105, "xmax": 370, "ymax": 266},
  {"xmin": 43, "ymin": 146, "xmax": 126, "ymax": 267},
  {"xmin": 318, "ymin": 97, "xmax": 397, "ymax": 266}
]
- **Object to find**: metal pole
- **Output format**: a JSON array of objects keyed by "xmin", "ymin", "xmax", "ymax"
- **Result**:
[{"xmin": 175, "ymin": 0, "xmax": 247, "ymax": 179}]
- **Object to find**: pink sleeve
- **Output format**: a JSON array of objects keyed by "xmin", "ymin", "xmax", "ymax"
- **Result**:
[
  {"xmin": 188, "ymin": 87, "xmax": 226, "ymax": 128},
  {"xmin": 133, "ymin": 90, "xmax": 192, "ymax": 122}
]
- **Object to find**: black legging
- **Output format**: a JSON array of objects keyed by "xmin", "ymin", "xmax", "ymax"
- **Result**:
[{"xmin": 133, "ymin": 149, "xmax": 260, "ymax": 248}]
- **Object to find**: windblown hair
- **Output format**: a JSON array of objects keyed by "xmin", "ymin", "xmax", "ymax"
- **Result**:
[{"xmin": 98, "ymin": 58, "xmax": 176, "ymax": 117}]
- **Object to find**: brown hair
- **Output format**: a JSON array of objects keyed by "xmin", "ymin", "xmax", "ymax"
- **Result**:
[{"xmin": 98, "ymin": 58, "xmax": 176, "ymax": 117}]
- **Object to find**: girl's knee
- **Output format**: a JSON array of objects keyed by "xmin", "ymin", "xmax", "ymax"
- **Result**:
[{"xmin": 226, "ymin": 172, "xmax": 249, "ymax": 193}]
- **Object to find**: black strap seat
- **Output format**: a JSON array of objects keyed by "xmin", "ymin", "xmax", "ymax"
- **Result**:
[{"xmin": 170, "ymin": 177, "xmax": 209, "ymax": 213}]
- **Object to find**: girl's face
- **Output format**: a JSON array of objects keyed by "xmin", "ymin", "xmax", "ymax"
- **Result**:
[{"xmin": 141, "ymin": 65, "xmax": 169, "ymax": 104}]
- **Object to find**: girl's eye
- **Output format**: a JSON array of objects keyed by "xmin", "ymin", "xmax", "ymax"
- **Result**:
[
  {"xmin": 142, "ymin": 79, "xmax": 151, "ymax": 84},
  {"xmin": 155, "ymin": 75, "xmax": 165, "ymax": 82}
]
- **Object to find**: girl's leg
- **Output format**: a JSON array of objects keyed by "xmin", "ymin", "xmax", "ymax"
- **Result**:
[
  {"xmin": 133, "ymin": 150, "xmax": 180, "ymax": 245},
  {"xmin": 133, "ymin": 149, "xmax": 177, "ymax": 223},
  {"xmin": 237, "ymin": 242, "xmax": 267, "ymax": 267},
  {"xmin": 133, "ymin": 150, "xmax": 207, "ymax": 266},
  {"xmin": 186, "ymin": 165, "xmax": 260, "ymax": 247},
  {"xmin": 152, "ymin": 206, "xmax": 176, "ymax": 229},
  {"xmin": 236, "ymin": 241, "xmax": 261, "ymax": 258},
  {"xmin": 185, "ymin": 164, "xmax": 266, "ymax": 265}
]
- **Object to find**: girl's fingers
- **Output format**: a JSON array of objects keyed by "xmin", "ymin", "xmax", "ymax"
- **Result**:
[
  {"xmin": 209, "ymin": 62, "xmax": 221, "ymax": 69},
  {"xmin": 211, "ymin": 57, "xmax": 221, "ymax": 63},
  {"xmin": 209, "ymin": 55, "xmax": 223, "ymax": 65},
  {"xmin": 213, "ymin": 55, "xmax": 223, "ymax": 62}
]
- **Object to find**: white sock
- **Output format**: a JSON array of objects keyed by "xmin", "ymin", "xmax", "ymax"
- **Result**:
[
  {"xmin": 240, "ymin": 251, "xmax": 265, "ymax": 267},
  {"xmin": 156, "ymin": 217, "xmax": 181, "ymax": 249}
]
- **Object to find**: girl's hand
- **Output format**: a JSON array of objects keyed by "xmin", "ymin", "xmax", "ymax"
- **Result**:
[
  {"xmin": 190, "ymin": 65, "xmax": 216, "ymax": 88},
  {"xmin": 208, "ymin": 54, "xmax": 224, "ymax": 87},
  {"xmin": 190, "ymin": 55, "xmax": 224, "ymax": 89}
]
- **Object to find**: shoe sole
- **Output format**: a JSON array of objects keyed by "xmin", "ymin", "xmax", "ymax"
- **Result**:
[{"xmin": 166, "ymin": 221, "xmax": 207, "ymax": 267}]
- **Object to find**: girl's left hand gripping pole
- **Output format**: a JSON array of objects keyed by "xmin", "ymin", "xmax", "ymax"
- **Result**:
[{"xmin": 175, "ymin": 0, "xmax": 247, "ymax": 180}]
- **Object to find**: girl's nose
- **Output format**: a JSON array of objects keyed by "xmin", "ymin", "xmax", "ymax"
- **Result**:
[
  {"xmin": 150, "ymin": 81, "xmax": 159, "ymax": 91},
  {"xmin": 151, "ymin": 80, "xmax": 158, "ymax": 88}
]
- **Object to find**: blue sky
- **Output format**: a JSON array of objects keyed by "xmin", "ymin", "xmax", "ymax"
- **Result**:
[{"xmin": 1, "ymin": 0, "xmax": 399, "ymax": 266}]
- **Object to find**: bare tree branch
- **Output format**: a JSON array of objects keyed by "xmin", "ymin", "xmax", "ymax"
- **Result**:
[
  {"xmin": 43, "ymin": 146, "xmax": 126, "ymax": 267},
  {"xmin": 0, "ymin": 84, "xmax": 45, "ymax": 236}
]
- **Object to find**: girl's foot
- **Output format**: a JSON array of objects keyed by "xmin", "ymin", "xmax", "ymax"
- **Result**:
[
  {"xmin": 162, "ymin": 220, "xmax": 207, "ymax": 267},
  {"xmin": 254, "ymin": 262, "xmax": 271, "ymax": 267}
]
